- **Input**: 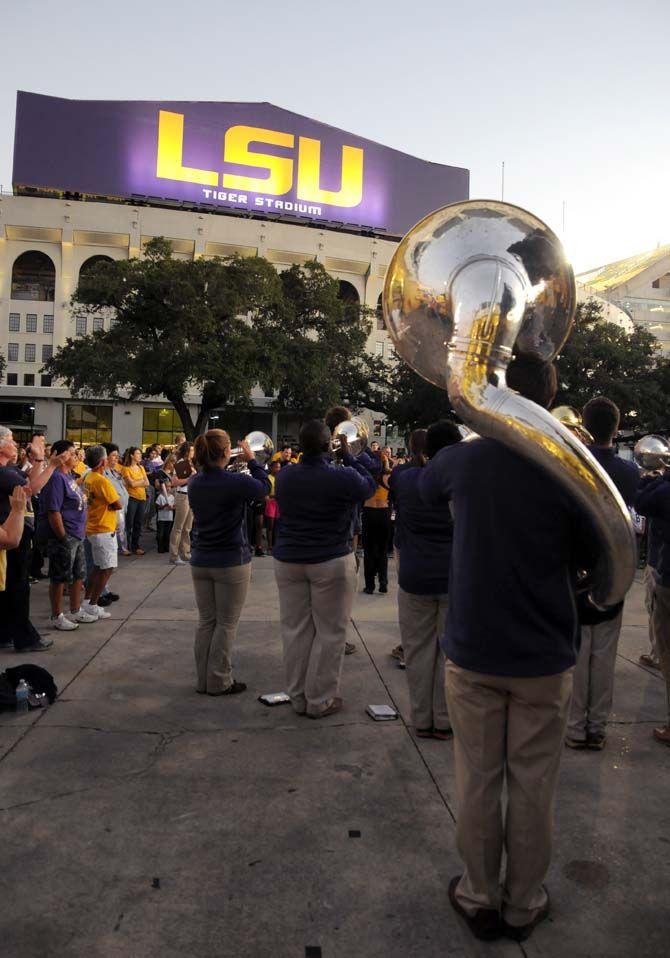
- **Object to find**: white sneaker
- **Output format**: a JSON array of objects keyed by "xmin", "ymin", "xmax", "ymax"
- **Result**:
[
  {"xmin": 71, "ymin": 607, "xmax": 99, "ymax": 624},
  {"xmin": 50, "ymin": 613, "xmax": 78, "ymax": 631},
  {"xmin": 84, "ymin": 602, "xmax": 112, "ymax": 620},
  {"xmin": 171, "ymin": 558, "xmax": 187, "ymax": 566}
]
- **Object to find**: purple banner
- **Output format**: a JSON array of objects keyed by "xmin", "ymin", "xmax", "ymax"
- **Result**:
[{"xmin": 12, "ymin": 92, "xmax": 469, "ymax": 235}]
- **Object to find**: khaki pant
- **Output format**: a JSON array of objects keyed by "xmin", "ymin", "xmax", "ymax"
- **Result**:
[
  {"xmin": 445, "ymin": 661, "xmax": 573, "ymax": 928},
  {"xmin": 568, "ymin": 609, "xmax": 623, "ymax": 740},
  {"xmin": 274, "ymin": 553, "xmax": 357, "ymax": 716},
  {"xmin": 170, "ymin": 493, "xmax": 193, "ymax": 561},
  {"xmin": 650, "ymin": 580, "xmax": 670, "ymax": 722},
  {"xmin": 397, "ymin": 587, "xmax": 449, "ymax": 730},
  {"xmin": 191, "ymin": 563, "xmax": 251, "ymax": 693},
  {"xmin": 644, "ymin": 565, "xmax": 659, "ymax": 662}
]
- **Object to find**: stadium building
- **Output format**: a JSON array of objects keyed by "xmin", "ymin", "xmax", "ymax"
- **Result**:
[{"xmin": 0, "ymin": 92, "xmax": 469, "ymax": 447}]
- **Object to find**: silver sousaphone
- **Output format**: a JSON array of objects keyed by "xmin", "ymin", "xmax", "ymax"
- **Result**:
[
  {"xmin": 227, "ymin": 431, "xmax": 274, "ymax": 469},
  {"xmin": 382, "ymin": 199, "xmax": 636, "ymax": 608},
  {"xmin": 634, "ymin": 435, "xmax": 670, "ymax": 472}
]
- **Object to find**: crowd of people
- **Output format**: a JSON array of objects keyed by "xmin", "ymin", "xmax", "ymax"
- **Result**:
[{"xmin": 1, "ymin": 364, "xmax": 669, "ymax": 943}]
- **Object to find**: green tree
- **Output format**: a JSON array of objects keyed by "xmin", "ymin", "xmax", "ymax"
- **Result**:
[
  {"xmin": 46, "ymin": 240, "xmax": 382, "ymax": 439},
  {"xmin": 250, "ymin": 259, "xmax": 385, "ymax": 421},
  {"xmin": 0, "ymin": 350, "xmax": 5, "ymax": 384},
  {"xmin": 555, "ymin": 299, "xmax": 670, "ymax": 432},
  {"xmin": 380, "ymin": 360, "xmax": 456, "ymax": 436},
  {"xmin": 46, "ymin": 239, "xmax": 284, "ymax": 440}
]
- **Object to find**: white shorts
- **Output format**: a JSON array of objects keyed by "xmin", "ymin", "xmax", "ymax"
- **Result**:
[{"xmin": 88, "ymin": 532, "xmax": 119, "ymax": 570}]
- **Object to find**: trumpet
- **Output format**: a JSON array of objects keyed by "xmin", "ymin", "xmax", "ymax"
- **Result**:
[
  {"xmin": 331, "ymin": 417, "xmax": 369, "ymax": 458},
  {"xmin": 633, "ymin": 435, "xmax": 670, "ymax": 472},
  {"xmin": 550, "ymin": 406, "xmax": 594, "ymax": 445},
  {"xmin": 228, "ymin": 431, "xmax": 274, "ymax": 467}
]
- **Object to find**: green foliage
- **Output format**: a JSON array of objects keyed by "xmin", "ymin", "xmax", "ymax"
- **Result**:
[
  {"xmin": 0, "ymin": 350, "xmax": 5, "ymax": 385},
  {"xmin": 555, "ymin": 299, "xmax": 670, "ymax": 432},
  {"xmin": 377, "ymin": 297, "xmax": 670, "ymax": 436},
  {"xmin": 47, "ymin": 239, "xmax": 379, "ymax": 439}
]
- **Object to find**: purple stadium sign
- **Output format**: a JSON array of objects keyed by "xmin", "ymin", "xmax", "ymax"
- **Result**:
[{"xmin": 12, "ymin": 92, "xmax": 469, "ymax": 235}]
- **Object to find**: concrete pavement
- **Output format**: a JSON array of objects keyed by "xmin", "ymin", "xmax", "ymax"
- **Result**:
[{"xmin": 1, "ymin": 546, "xmax": 669, "ymax": 958}]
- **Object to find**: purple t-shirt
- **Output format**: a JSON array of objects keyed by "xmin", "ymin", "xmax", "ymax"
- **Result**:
[{"xmin": 41, "ymin": 470, "xmax": 87, "ymax": 540}]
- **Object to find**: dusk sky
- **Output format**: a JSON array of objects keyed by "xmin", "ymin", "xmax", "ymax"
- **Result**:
[{"xmin": 1, "ymin": 0, "xmax": 667, "ymax": 273}]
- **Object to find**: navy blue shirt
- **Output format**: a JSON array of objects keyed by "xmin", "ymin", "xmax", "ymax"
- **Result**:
[
  {"xmin": 419, "ymin": 438, "xmax": 594, "ymax": 677},
  {"xmin": 188, "ymin": 461, "xmax": 270, "ymax": 568},
  {"xmin": 588, "ymin": 446, "xmax": 639, "ymax": 507},
  {"xmin": 636, "ymin": 475, "xmax": 670, "ymax": 584},
  {"xmin": 274, "ymin": 453, "xmax": 375, "ymax": 564},
  {"xmin": 389, "ymin": 465, "xmax": 453, "ymax": 595}
]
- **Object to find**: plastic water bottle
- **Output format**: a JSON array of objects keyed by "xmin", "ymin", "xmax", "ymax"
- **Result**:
[{"xmin": 15, "ymin": 679, "xmax": 30, "ymax": 713}]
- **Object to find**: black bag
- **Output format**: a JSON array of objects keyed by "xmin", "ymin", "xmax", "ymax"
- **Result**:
[
  {"xmin": 0, "ymin": 673, "xmax": 16, "ymax": 711},
  {"xmin": 3, "ymin": 665, "xmax": 58, "ymax": 703}
]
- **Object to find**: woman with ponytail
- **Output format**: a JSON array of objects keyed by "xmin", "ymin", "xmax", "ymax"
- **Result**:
[{"xmin": 187, "ymin": 429, "xmax": 270, "ymax": 695}]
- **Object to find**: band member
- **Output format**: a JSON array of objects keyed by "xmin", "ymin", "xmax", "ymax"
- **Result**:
[
  {"xmin": 390, "ymin": 420, "xmax": 461, "ymax": 738},
  {"xmin": 187, "ymin": 430, "xmax": 269, "ymax": 695},
  {"xmin": 273, "ymin": 420, "xmax": 375, "ymax": 717},
  {"xmin": 362, "ymin": 451, "xmax": 392, "ymax": 594},
  {"xmin": 419, "ymin": 357, "xmax": 595, "ymax": 942},
  {"xmin": 566, "ymin": 397, "xmax": 639, "ymax": 749},
  {"xmin": 635, "ymin": 465, "xmax": 670, "ymax": 747}
]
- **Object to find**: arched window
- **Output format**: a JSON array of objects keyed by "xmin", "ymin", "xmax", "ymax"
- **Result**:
[
  {"xmin": 79, "ymin": 254, "xmax": 114, "ymax": 278},
  {"xmin": 11, "ymin": 251, "xmax": 56, "ymax": 302},
  {"xmin": 376, "ymin": 293, "xmax": 385, "ymax": 330},
  {"xmin": 337, "ymin": 280, "xmax": 360, "ymax": 306}
]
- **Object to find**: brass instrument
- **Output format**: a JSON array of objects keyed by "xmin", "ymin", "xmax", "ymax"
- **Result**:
[
  {"xmin": 633, "ymin": 435, "xmax": 670, "ymax": 472},
  {"xmin": 332, "ymin": 417, "xmax": 370, "ymax": 458},
  {"xmin": 551, "ymin": 406, "xmax": 594, "ymax": 445},
  {"xmin": 228, "ymin": 430, "xmax": 274, "ymax": 467},
  {"xmin": 383, "ymin": 199, "xmax": 636, "ymax": 608}
]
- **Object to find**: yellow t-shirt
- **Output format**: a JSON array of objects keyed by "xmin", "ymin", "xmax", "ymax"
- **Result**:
[
  {"xmin": 84, "ymin": 470, "xmax": 120, "ymax": 534},
  {"xmin": 71, "ymin": 460, "xmax": 86, "ymax": 478},
  {"xmin": 121, "ymin": 464, "xmax": 148, "ymax": 500}
]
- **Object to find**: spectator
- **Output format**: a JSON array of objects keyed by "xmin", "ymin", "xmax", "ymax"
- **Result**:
[
  {"xmin": 264, "ymin": 459, "xmax": 282, "ymax": 554},
  {"xmin": 121, "ymin": 447, "xmax": 149, "ymax": 556},
  {"xmin": 82, "ymin": 445, "xmax": 121, "ymax": 619},
  {"xmin": 102, "ymin": 443, "xmax": 130, "ymax": 556},
  {"xmin": 41, "ymin": 439, "xmax": 98, "ymax": 631},
  {"xmin": 170, "ymin": 441, "xmax": 196, "ymax": 565},
  {"xmin": 0, "ymin": 428, "xmax": 64, "ymax": 652},
  {"xmin": 0, "ymin": 486, "xmax": 29, "ymax": 592}
]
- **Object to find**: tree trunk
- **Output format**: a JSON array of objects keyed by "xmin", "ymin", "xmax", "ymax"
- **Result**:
[
  {"xmin": 194, "ymin": 406, "xmax": 212, "ymax": 436},
  {"xmin": 168, "ymin": 394, "xmax": 197, "ymax": 442}
]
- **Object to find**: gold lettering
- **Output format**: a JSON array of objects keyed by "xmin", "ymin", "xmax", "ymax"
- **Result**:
[{"xmin": 156, "ymin": 111, "xmax": 218, "ymax": 186}]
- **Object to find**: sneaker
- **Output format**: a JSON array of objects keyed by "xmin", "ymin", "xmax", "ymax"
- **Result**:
[
  {"xmin": 16, "ymin": 639, "xmax": 54, "ymax": 652},
  {"xmin": 586, "ymin": 732, "xmax": 606, "ymax": 750},
  {"xmin": 50, "ymin": 613, "xmax": 78, "ymax": 632},
  {"xmin": 255, "ymin": 548, "xmax": 266, "ymax": 557},
  {"xmin": 171, "ymin": 557, "xmax": 187, "ymax": 566},
  {"xmin": 218, "ymin": 680, "xmax": 247, "ymax": 695},
  {"xmin": 72, "ymin": 607, "xmax": 99, "ymax": 624},
  {"xmin": 134, "ymin": 549, "xmax": 146, "ymax": 556},
  {"xmin": 503, "ymin": 887, "xmax": 551, "ymax": 941},
  {"xmin": 639, "ymin": 653, "xmax": 661, "ymax": 670},
  {"xmin": 83, "ymin": 603, "xmax": 111, "ymax": 620},
  {"xmin": 379, "ymin": 584, "xmax": 388, "ymax": 594},
  {"xmin": 120, "ymin": 549, "xmax": 132, "ymax": 556},
  {"xmin": 97, "ymin": 595, "xmax": 112, "ymax": 607},
  {"xmin": 363, "ymin": 587, "xmax": 375, "ymax": 595},
  {"xmin": 344, "ymin": 642, "xmax": 357, "ymax": 655},
  {"xmin": 652, "ymin": 725, "xmax": 670, "ymax": 746},
  {"xmin": 390, "ymin": 644, "xmax": 404, "ymax": 660},
  {"xmin": 565, "ymin": 736, "xmax": 588, "ymax": 749},
  {"xmin": 106, "ymin": 593, "xmax": 120, "ymax": 602}
]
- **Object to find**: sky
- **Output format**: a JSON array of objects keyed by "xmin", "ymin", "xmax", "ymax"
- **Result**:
[{"xmin": 0, "ymin": 0, "xmax": 668, "ymax": 274}]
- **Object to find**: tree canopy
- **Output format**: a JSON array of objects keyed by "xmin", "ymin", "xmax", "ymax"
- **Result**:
[
  {"xmin": 378, "ymin": 298, "xmax": 670, "ymax": 437},
  {"xmin": 46, "ymin": 239, "xmax": 381, "ymax": 440}
]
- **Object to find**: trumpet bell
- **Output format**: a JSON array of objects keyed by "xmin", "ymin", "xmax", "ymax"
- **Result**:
[
  {"xmin": 229, "ymin": 430, "xmax": 274, "ymax": 467},
  {"xmin": 634, "ymin": 434, "xmax": 670, "ymax": 471},
  {"xmin": 332, "ymin": 417, "xmax": 369, "ymax": 458},
  {"xmin": 550, "ymin": 406, "xmax": 594, "ymax": 445}
]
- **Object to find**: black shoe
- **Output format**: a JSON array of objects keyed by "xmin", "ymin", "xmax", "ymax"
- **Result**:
[
  {"xmin": 254, "ymin": 549, "xmax": 265, "ymax": 557},
  {"xmin": 363, "ymin": 587, "xmax": 375, "ymax": 595},
  {"xmin": 16, "ymin": 639, "xmax": 54, "ymax": 653},
  {"xmin": 344, "ymin": 642, "xmax": 356, "ymax": 655},
  {"xmin": 107, "ymin": 593, "xmax": 120, "ymax": 602},
  {"xmin": 503, "ymin": 888, "xmax": 550, "ymax": 941},
  {"xmin": 586, "ymin": 732, "xmax": 606, "ymax": 750},
  {"xmin": 219, "ymin": 680, "xmax": 247, "ymax": 695},
  {"xmin": 0, "ymin": 640, "xmax": 13, "ymax": 650},
  {"xmin": 448, "ymin": 876, "xmax": 503, "ymax": 941},
  {"xmin": 379, "ymin": 584, "xmax": 388, "ymax": 594},
  {"xmin": 97, "ymin": 595, "xmax": 112, "ymax": 607}
]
